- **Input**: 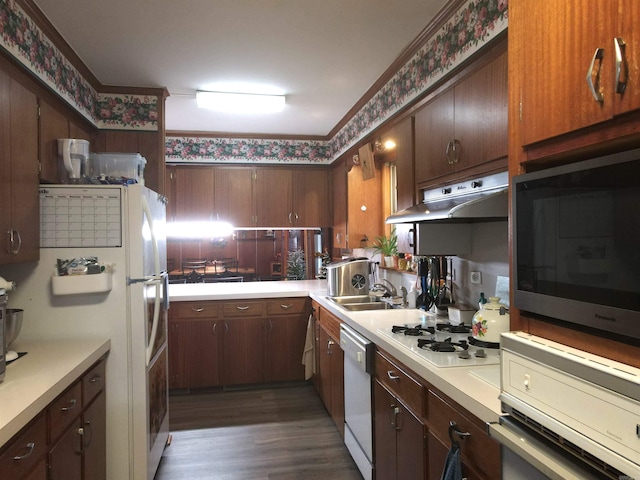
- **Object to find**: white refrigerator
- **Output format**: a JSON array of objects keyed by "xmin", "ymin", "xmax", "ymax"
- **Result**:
[{"xmin": 0, "ymin": 184, "xmax": 170, "ymax": 480}]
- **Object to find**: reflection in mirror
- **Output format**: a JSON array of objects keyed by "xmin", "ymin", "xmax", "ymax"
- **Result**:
[{"xmin": 167, "ymin": 229, "xmax": 329, "ymax": 283}]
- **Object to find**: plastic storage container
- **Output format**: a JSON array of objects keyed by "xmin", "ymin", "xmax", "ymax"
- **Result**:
[{"xmin": 90, "ymin": 152, "xmax": 146, "ymax": 184}]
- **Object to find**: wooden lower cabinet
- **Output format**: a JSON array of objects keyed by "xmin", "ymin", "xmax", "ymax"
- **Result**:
[
  {"xmin": 374, "ymin": 381, "xmax": 426, "ymax": 480},
  {"xmin": 0, "ymin": 358, "xmax": 106, "ymax": 480},
  {"xmin": 317, "ymin": 323, "xmax": 344, "ymax": 436},
  {"xmin": 168, "ymin": 298, "xmax": 310, "ymax": 390},
  {"xmin": 427, "ymin": 390, "xmax": 501, "ymax": 480}
]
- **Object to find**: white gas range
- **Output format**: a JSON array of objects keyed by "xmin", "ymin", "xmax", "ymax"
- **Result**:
[{"xmin": 375, "ymin": 312, "xmax": 501, "ymax": 368}]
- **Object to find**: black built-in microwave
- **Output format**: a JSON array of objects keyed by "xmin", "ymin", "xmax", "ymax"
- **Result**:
[{"xmin": 512, "ymin": 148, "xmax": 640, "ymax": 344}]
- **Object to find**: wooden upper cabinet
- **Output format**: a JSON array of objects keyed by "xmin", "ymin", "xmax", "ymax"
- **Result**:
[
  {"xmin": 0, "ymin": 74, "xmax": 39, "ymax": 265},
  {"xmin": 514, "ymin": 0, "xmax": 640, "ymax": 148},
  {"xmin": 253, "ymin": 167, "xmax": 330, "ymax": 228},
  {"xmin": 331, "ymin": 161, "xmax": 348, "ymax": 249},
  {"xmin": 347, "ymin": 163, "xmax": 382, "ymax": 249},
  {"xmin": 253, "ymin": 168, "xmax": 293, "ymax": 227},
  {"xmin": 292, "ymin": 168, "xmax": 330, "ymax": 227},
  {"xmin": 415, "ymin": 89, "xmax": 455, "ymax": 185},
  {"xmin": 173, "ymin": 166, "xmax": 215, "ymax": 221},
  {"xmin": 39, "ymin": 99, "xmax": 70, "ymax": 184},
  {"xmin": 415, "ymin": 41, "xmax": 507, "ymax": 188},
  {"xmin": 213, "ymin": 168, "xmax": 253, "ymax": 227}
]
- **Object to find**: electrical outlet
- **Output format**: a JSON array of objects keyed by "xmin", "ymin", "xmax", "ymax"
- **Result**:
[{"xmin": 470, "ymin": 271, "xmax": 482, "ymax": 284}]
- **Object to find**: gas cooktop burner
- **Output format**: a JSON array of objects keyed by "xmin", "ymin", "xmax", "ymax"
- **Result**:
[
  {"xmin": 391, "ymin": 325, "xmax": 435, "ymax": 336},
  {"xmin": 436, "ymin": 323, "xmax": 471, "ymax": 334},
  {"xmin": 417, "ymin": 337, "xmax": 469, "ymax": 352}
]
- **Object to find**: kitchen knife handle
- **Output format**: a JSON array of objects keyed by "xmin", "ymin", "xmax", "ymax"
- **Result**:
[
  {"xmin": 586, "ymin": 47, "xmax": 605, "ymax": 102},
  {"xmin": 614, "ymin": 37, "xmax": 628, "ymax": 94}
]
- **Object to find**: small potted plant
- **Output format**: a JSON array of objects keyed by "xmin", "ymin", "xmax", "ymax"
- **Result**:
[{"xmin": 373, "ymin": 228, "xmax": 398, "ymax": 268}]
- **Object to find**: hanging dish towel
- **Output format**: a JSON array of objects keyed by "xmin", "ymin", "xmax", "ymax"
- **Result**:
[
  {"xmin": 301, "ymin": 314, "xmax": 316, "ymax": 380},
  {"xmin": 440, "ymin": 445, "xmax": 463, "ymax": 480}
]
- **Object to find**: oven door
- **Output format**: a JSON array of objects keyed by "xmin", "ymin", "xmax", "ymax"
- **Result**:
[{"xmin": 490, "ymin": 417, "xmax": 609, "ymax": 480}]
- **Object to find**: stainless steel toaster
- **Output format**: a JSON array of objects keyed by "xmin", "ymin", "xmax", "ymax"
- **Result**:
[{"xmin": 326, "ymin": 257, "xmax": 370, "ymax": 297}]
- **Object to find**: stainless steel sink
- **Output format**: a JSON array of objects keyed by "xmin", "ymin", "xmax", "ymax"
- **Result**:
[
  {"xmin": 328, "ymin": 295, "xmax": 383, "ymax": 305},
  {"xmin": 327, "ymin": 295, "xmax": 394, "ymax": 311},
  {"xmin": 341, "ymin": 302, "xmax": 395, "ymax": 311}
]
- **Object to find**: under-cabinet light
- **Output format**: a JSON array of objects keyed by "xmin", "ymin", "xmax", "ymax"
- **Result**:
[
  {"xmin": 196, "ymin": 90, "xmax": 285, "ymax": 114},
  {"xmin": 166, "ymin": 221, "xmax": 234, "ymax": 239}
]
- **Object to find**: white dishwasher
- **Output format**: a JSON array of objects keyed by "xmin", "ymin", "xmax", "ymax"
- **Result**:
[{"xmin": 340, "ymin": 323, "xmax": 374, "ymax": 480}]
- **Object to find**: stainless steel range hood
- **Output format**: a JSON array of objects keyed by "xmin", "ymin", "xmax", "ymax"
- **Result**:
[{"xmin": 386, "ymin": 171, "xmax": 509, "ymax": 224}]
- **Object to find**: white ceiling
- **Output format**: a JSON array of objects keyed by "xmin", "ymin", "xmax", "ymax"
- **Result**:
[{"xmin": 33, "ymin": 0, "xmax": 448, "ymax": 137}]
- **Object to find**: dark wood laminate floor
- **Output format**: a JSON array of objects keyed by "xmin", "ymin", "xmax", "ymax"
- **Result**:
[{"xmin": 155, "ymin": 384, "xmax": 362, "ymax": 480}]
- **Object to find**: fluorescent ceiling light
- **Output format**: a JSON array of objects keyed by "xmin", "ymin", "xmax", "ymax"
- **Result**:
[{"xmin": 196, "ymin": 90, "xmax": 285, "ymax": 114}]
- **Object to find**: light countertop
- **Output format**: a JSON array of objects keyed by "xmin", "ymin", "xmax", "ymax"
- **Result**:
[
  {"xmin": 169, "ymin": 279, "xmax": 328, "ymax": 301},
  {"xmin": 168, "ymin": 280, "xmax": 502, "ymax": 424},
  {"xmin": 0, "ymin": 338, "xmax": 111, "ymax": 447}
]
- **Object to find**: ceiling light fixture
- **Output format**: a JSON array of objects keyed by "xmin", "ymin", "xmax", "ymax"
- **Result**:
[{"xmin": 196, "ymin": 90, "xmax": 286, "ymax": 114}]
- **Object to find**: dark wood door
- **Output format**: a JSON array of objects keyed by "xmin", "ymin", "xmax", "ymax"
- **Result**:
[
  {"xmin": 453, "ymin": 50, "xmax": 508, "ymax": 171},
  {"xmin": 168, "ymin": 320, "xmax": 184, "ymax": 389},
  {"xmin": 264, "ymin": 316, "xmax": 307, "ymax": 382},
  {"xmin": 173, "ymin": 166, "xmax": 215, "ymax": 222},
  {"xmin": 414, "ymin": 89, "xmax": 454, "ymax": 186},
  {"xmin": 184, "ymin": 320, "xmax": 221, "ymax": 388},
  {"xmin": 374, "ymin": 381, "xmax": 397, "ymax": 480},
  {"xmin": 318, "ymin": 325, "xmax": 333, "ymax": 411},
  {"xmin": 7, "ymin": 77, "xmax": 39, "ymax": 264},
  {"xmin": 329, "ymin": 334, "xmax": 344, "ymax": 436},
  {"xmin": 0, "ymin": 70, "xmax": 11, "ymax": 265},
  {"xmin": 254, "ymin": 168, "xmax": 292, "ymax": 227},
  {"xmin": 82, "ymin": 392, "xmax": 106, "ymax": 480},
  {"xmin": 38, "ymin": 98, "xmax": 70, "ymax": 184},
  {"xmin": 221, "ymin": 317, "xmax": 265, "ymax": 385},
  {"xmin": 292, "ymin": 168, "xmax": 330, "ymax": 227},
  {"xmin": 395, "ymin": 402, "xmax": 426, "ymax": 480},
  {"xmin": 213, "ymin": 167, "xmax": 253, "ymax": 227},
  {"xmin": 49, "ymin": 420, "xmax": 82, "ymax": 480}
]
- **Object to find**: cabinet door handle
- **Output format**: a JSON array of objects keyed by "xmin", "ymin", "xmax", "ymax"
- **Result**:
[
  {"xmin": 13, "ymin": 442, "xmax": 35, "ymax": 461},
  {"xmin": 83, "ymin": 420, "xmax": 93, "ymax": 449},
  {"xmin": 448, "ymin": 420, "xmax": 471, "ymax": 447},
  {"xmin": 268, "ymin": 320, "xmax": 273, "ymax": 333},
  {"xmin": 280, "ymin": 304, "xmax": 293, "ymax": 310},
  {"xmin": 61, "ymin": 398, "xmax": 77, "ymax": 411},
  {"xmin": 288, "ymin": 212, "xmax": 293, "ymax": 225},
  {"xmin": 327, "ymin": 339, "xmax": 334, "ymax": 354},
  {"xmin": 445, "ymin": 140, "xmax": 460, "ymax": 164},
  {"xmin": 389, "ymin": 405, "xmax": 401, "ymax": 430},
  {"xmin": 224, "ymin": 322, "xmax": 229, "ymax": 334},
  {"xmin": 8, "ymin": 229, "xmax": 21, "ymax": 255},
  {"xmin": 235, "ymin": 305, "xmax": 250, "ymax": 311},
  {"xmin": 586, "ymin": 47, "xmax": 605, "ymax": 102},
  {"xmin": 192, "ymin": 307, "xmax": 205, "ymax": 312},
  {"xmin": 89, "ymin": 374, "xmax": 102, "ymax": 384},
  {"xmin": 212, "ymin": 323, "xmax": 217, "ymax": 334},
  {"xmin": 614, "ymin": 37, "xmax": 628, "ymax": 95},
  {"xmin": 387, "ymin": 370, "xmax": 400, "ymax": 381},
  {"xmin": 407, "ymin": 228, "xmax": 414, "ymax": 249}
]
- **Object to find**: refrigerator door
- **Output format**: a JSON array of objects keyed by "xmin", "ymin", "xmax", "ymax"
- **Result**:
[{"xmin": 125, "ymin": 185, "xmax": 169, "ymax": 480}]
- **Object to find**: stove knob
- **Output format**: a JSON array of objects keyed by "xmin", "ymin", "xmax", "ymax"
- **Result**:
[
  {"xmin": 458, "ymin": 350, "xmax": 470, "ymax": 359},
  {"xmin": 475, "ymin": 348, "xmax": 486, "ymax": 358}
]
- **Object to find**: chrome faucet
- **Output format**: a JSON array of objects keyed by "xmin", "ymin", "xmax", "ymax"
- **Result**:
[{"xmin": 372, "ymin": 278, "xmax": 397, "ymax": 297}]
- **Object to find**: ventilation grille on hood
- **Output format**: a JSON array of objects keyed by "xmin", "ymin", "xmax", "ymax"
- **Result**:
[{"xmin": 386, "ymin": 171, "xmax": 509, "ymax": 223}]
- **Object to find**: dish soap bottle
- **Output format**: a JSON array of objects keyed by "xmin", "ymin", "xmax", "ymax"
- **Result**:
[{"xmin": 478, "ymin": 292, "xmax": 487, "ymax": 310}]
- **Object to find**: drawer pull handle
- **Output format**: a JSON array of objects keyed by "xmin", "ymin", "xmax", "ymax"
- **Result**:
[
  {"xmin": 387, "ymin": 370, "xmax": 400, "ymax": 381},
  {"xmin": 61, "ymin": 398, "xmax": 77, "ymax": 411},
  {"xmin": 14, "ymin": 442, "xmax": 35, "ymax": 460},
  {"xmin": 236, "ymin": 305, "xmax": 250, "ymax": 310},
  {"xmin": 192, "ymin": 307, "xmax": 205, "ymax": 312},
  {"xmin": 89, "ymin": 374, "xmax": 102, "ymax": 383},
  {"xmin": 448, "ymin": 421, "xmax": 471, "ymax": 447},
  {"xmin": 280, "ymin": 304, "xmax": 293, "ymax": 309}
]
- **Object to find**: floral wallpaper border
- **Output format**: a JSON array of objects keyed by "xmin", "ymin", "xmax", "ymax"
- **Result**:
[
  {"xmin": 165, "ymin": 136, "xmax": 331, "ymax": 164},
  {"xmin": 167, "ymin": 0, "xmax": 508, "ymax": 164},
  {"xmin": 0, "ymin": 0, "xmax": 159, "ymax": 130}
]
